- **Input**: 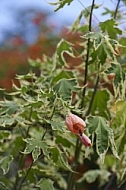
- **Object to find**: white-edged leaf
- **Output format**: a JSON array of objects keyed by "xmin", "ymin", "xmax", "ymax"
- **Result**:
[
  {"xmin": 56, "ymin": 39, "xmax": 74, "ymax": 66},
  {"xmin": 0, "ymin": 155, "xmax": 13, "ymax": 174},
  {"xmin": 36, "ymin": 178, "xmax": 54, "ymax": 190}
]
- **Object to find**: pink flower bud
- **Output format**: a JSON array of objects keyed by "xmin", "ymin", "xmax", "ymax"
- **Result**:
[
  {"xmin": 65, "ymin": 113, "xmax": 86, "ymax": 135},
  {"xmin": 80, "ymin": 133, "xmax": 91, "ymax": 147}
]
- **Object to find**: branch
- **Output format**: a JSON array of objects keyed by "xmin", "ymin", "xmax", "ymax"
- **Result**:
[
  {"xmin": 67, "ymin": 138, "xmax": 82, "ymax": 190},
  {"xmin": 67, "ymin": 2, "xmax": 96, "ymax": 189},
  {"xmin": 18, "ymin": 162, "xmax": 33, "ymax": 190},
  {"xmin": 0, "ymin": 122, "xmax": 17, "ymax": 131},
  {"xmin": 113, "ymin": 0, "xmax": 121, "ymax": 20},
  {"xmin": 86, "ymin": 73, "xmax": 100, "ymax": 116},
  {"xmin": 0, "ymin": 126, "xmax": 13, "ymax": 131},
  {"xmin": 81, "ymin": 0, "xmax": 95, "ymax": 108}
]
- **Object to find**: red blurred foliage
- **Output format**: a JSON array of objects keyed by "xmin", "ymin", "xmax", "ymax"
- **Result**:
[
  {"xmin": 32, "ymin": 12, "xmax": 46, "ymax": 25},
  {"xmin": 0, "ymin": 11, "xmax": 83, "ymax": 91},
  {"xmin": 0, "ymin": 11, "xmax": 116, "ymax": 98},
  {"xmin": 0, "ymin": 11, "xmax": 58, "ymax": 90}
]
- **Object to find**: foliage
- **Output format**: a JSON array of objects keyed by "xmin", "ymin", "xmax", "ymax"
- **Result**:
[{"xmin": 0, "ymin": 0, "xmax": 126, "ymax": 190}]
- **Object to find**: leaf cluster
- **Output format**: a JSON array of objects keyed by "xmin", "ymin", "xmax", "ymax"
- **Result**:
[{"xmin": 0, "ymin": 1, "xmax": 126, "ymax": 190}]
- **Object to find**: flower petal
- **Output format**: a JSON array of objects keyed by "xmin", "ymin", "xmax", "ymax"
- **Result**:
[
  {"xmin": 65, "ymin": 115, "xmax": 74, "ymax": 132},
  {"xmin": 70, "ymin": 113, "xmax": 86, "ymax": 129},
  {"xmin": 80, "ymin": 133, "xmax": 91, "ymax": 147},
  {"xmin": 65, "ymin": 113, "xmax": 86, "ymax": 135}
]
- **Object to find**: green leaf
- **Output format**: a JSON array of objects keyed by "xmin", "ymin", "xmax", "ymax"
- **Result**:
[
  {"xmin": 0, "ymin": 100, "xmax": 19, "ymax": 115},
  {"xmin": 87, "ymin": 116, "xmax": 99, "ymax": 134},
  {"xmin": 49, "ymin": 146, "xmax": 73, "ymax": 171},
  {"xmin": 100, "ymin": 19, "xmax": 122, "ymax": 39},
  {"xmin": 52, "ymin": 70, "xmax": 74, "ymax": 83},
  {"xmin": 58, "ymin": 152, "xmax": 73, "ymax": 171},
  {"xmin": 79, "ymin": 169, "xmax": 110, "ymax": 186},
  {"xmin": 49, "ymin": 120, "xmax": 65, "ymax": 132},
  {"xmin": 108, "ymin": 128, "xmax": 120, "ymax": 159},
  {"xmin": 28, "ymin": 58, "xmax": 42, "ymax": 68},
  {"xmin": 89, "ymin": 43, "xmax": 108, "ymax": 65},
  {"xmin": 105, "ymin": 64, "xmax": 126, "ymax": 98},
  {"xmin": 114, "ymin": 67, "xmax": 125, "ymax": 89},
  {"xmin": 0, "ymin": 115, "xmax": 16, "ymax": 127},
  {"xmin": 96, "ymin": 42, "xmax": 109, "ymax": 63},
  {"xmin": 95, "ymin": 119, "xmax": 109, "ymax": 158},
  {"xmin": 71, "ymin": 6, "xmax": 100, "ymax": 32},
  {"xmin": 0, "ymin": 155, "xmax": 13, "ymax": 174},
  {"xmin": 83, "ymin": 32, "xmax": 102, "ymax": 49},
  {"xmin": 53, "ymin": 78, "xmax": 78, "ymax": 101},
  {"xmin": 88, "ymin": 116, "xmax": 118, "ymax": 163},
  {"xmin": 83, "ymin": 32, "xmax": 117, "ymax": 64},
  {"xmin": 90, "ymin": 89, "xmax": 110, "ymax": 117},
  {"xmin": 56, "ymin": 39, "xmax": 74, "ymax": 66},
  {"xmin": 32, "ymin": 147, "xmax": 41, "ymax": 162},
  {"xmin": 0, "ymin": 131, "xmax": 10, "ymax": 143},
  {"xmin": 55, "ymin": 133, "xmax": 75, "ymax": 147},
  {"xmin": 50, "ymin": 147, "xmax": 59, "ymax": 163},
  {"xmin": 50, "ymin": 0, "xmax": 73, "ymax": 11},
  {"xmin": 0, "ymin": 182, "xmax": 9, "ymax": 190},
  {"xmin": 23, "ymin": 138, "xmax": 49, "ymax": 161},
  {"xmin": 111, "ymin": 100, "xmax": 126, "ymax": 154},
  {"xmin": 36, "ymin": 178, "xmax": 54, "ymax": 190}
]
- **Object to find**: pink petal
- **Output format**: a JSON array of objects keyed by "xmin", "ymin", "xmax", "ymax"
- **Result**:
[
  {"xmin": 80, "ymin": 133, "xmax": 91, "ymax": 147},
  {"xmin": 70, "ymin": 113, "xmax": 86, "ymax": 128},
  {"xmin": 65, "ymin": 113, "xmax": 86, "ymax": 135},
  {"xmin": 65, "ymin": 115, "xmax": 73, "ymax": 132}
]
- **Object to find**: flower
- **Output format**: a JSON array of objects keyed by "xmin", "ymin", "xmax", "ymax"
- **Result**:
[
  {"xmin": 65, "ymin": 113, "xmax": 91, "ymax": 147},
  {"xmin": 65, "ymin": 113, "xmax": 86, "ymax": 135},
  {"xmin": 80, "ymin": 133, "xmax": 91, "ymax": 146}
]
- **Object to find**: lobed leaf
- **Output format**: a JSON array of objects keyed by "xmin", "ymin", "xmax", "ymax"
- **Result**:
[
  {"xmin": 95, "ymin": 119, "xmax": 109, "ymax": 156},
  {"xmin": 53, "ymin": 78, "xmax": 79, "ymax": 101},
  {"xmin": 90, "ymin": 89, "xmax": 110, "ymax": 118},
  {"xmin": 49, "ymin": 146, "xmax": 73, "ymax": 171},
  {"xmin": 49, "ymin": 120, "xmax": 65, "ymax": 132},
  {"xmin": 52, "ymin": 70, "xmax": 74, "ymax": 83},
  {"xmin": 79, "ymin": 169, "xmax": 110, "ymax": 186},
  {"xmin": 0, "ymin": 100, "xmax": 19, "ymax": 115},
  {"xmin": 36, "ymin": 178, "xmax": 54, "ymax": 190},
  {"xmin": 111, "ymin": 100, "xmax": 126, "ymax": 154},
  {"xmin": 23, "ymin": 138, "xmax": 49, "ymax": 161},
  {"xmin": 100, "ymin": 19, "xmax": 122, "ymax": 39},
  {"xmin": 0, "ymin": 155, "xmax": 13, "ymax": 175},
  {"xmin": 0, "ymin": 182, "xmax": 9, "ymax": 190},
  {"xmin": 56, "ymin": 39, "xmax": 74, "ymax": 66},
  {"xmin": 88, "ymin": 116, "xmax": 119, "ymax": 163}
]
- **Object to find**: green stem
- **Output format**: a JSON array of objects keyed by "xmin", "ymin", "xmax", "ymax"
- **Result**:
[
  {"xmin": 86, "ymin": 63, "xmax": 100, "ymax": 116},
  {"xmin": 81, "ymin": 0, "xmax": 95, "ymax": 108},
  {"xmin": 113, "ymin": 0, "xmax": 121, "ymax": 20},
  {"xmin": 67, "ymin": 1, "xmax": 96, "ymax": 189},
  {"xmin": 18, "ymin": 162, "xmax": 33, "ymax": 190},
  {"xmin": 67, "ymin": 139, "xmax": 82, "ymax": 190}
]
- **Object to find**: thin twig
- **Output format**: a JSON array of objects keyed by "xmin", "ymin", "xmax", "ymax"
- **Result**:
[
  {"xmin": 77, "ymin": 0, "xmax": 100, "ymax": 23},
  {"xmin": 0, "ymin": 122, "xmax": 17, "ymax": 131},
  {"xmin": 67, "ymin": 138, "xmax": 82, "ymax": 190},
  {"xmin": 86, "ymin": 73, "xmax": 100, "ymax": 116},
  {"xmin": 81, "ymin": 0, "xmax": 95, "ymax": 108},
  {"xmin": 67, "ymin": 1, "xmax": 96, "ymax": 189},
  {"xmin": 18, "ymin": 162, "xmax": 33, "ymax": 190},
  {"xmin": 0, "ymin": 126, "xmax": 13, "ymax": 131},
  {"xmin": 113, "ymin": 0, "xmax": 121, "ymax": 20}
]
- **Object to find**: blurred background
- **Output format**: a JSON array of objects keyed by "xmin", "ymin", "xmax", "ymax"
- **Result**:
[{"xmin": 0, "ymin": 0, "xmax": 125, "ymax": 91}]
